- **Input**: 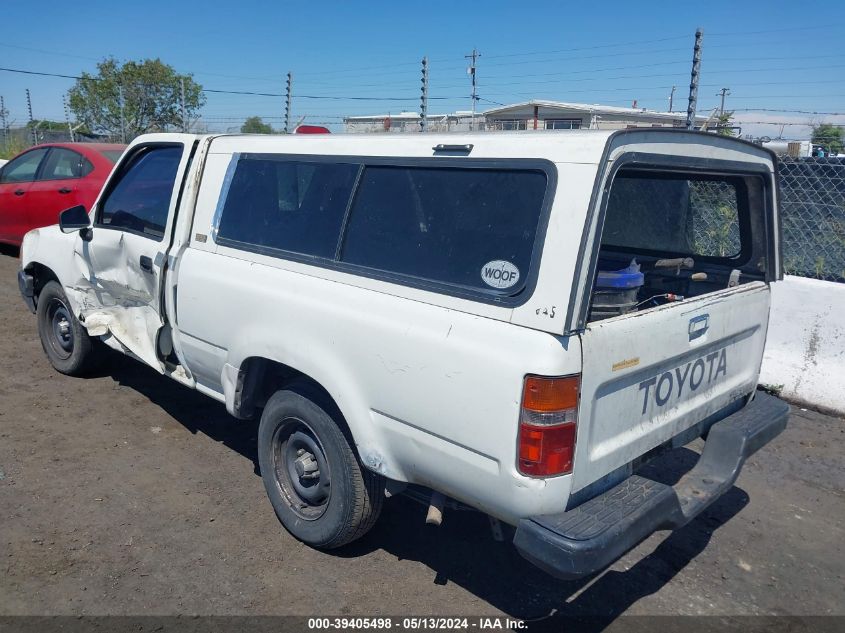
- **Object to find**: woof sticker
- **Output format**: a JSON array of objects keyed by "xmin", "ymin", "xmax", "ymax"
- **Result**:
[{"xmin": 481, "ymin": 260, "xmax": 520, "ymax": 289}]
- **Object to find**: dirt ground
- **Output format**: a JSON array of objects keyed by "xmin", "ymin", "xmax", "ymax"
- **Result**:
[{"xmin": 1, "ymin": 246, "xmax": 843, "ymax": 622}]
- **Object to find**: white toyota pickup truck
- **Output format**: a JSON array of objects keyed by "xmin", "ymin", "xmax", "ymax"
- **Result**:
[{"xmin": 18, "ymin": 129, "xmax": 789, "ymax": 579}]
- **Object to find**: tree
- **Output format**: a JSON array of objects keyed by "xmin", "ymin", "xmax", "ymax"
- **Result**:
[
  {"xmin": 812, "ymin": 123, "xmax": 844, "ymax": 155},
  {"xmin": 28, "ymin": 119, "xmax": 72, "ymax": 132},
  {"xmin": 68, "ymin": 57, "xmax": 205, "ymax": 141},
  {"xmin": 716, "ymin": 111, "xmax": 736, "ymax": 137},
  {"xmin": 241, "ymin": 116, "xmax": 274, "ymax": 134}
]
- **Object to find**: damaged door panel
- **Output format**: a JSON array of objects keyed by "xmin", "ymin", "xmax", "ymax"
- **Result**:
[{"xmin": 67, "ymin": 143, "xmax": 190, "ymax": 370}]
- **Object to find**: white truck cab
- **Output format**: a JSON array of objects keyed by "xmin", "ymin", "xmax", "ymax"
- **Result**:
[{"xmin": 18, "ymin": 129, "xmax": 789, "ymax": 579}]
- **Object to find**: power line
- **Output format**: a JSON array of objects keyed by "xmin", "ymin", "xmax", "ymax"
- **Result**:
[
  {"xmin": 0, "ymin": 66, "xmax": 81, "ymax": 80},
  {"xmin": 708, "ymin": 23, "xmax": 845, "ymax": 37},
  {"xmin": 480, "ymin": 35, "xmax": 691, "ymax": 60},
  {"xmin": 203, "ymin": 88, "xmax": 281, "ymax": 97},
  {"xmin": 434, "ymin": 72, "xmax": 838, "ymax": 93},
  {"xmin": 293, "ymin": 24, "xmax": 844, "ymax": 76},
  {"xmin": 292, "ymin": 52, "xmax": 844, "ymax": 90},
  {"xmin": 724, "ymin": 95, "xmax": 845, "ymax": 99},
  {"xmin": 0, "ymin": 41, "xmax": 99, "ymax": 62},
  {"xmin": 294, "ymin": 46, "xmax": 699, "ymax": 82},
  {"xmin": 0, "ymin": 41, "xmax": 285, "ymax": 84},
  {"xmin": 732, "ymin": 121, "xmax": 845, "ymax": 126},
  {"xmin": 3, "ymin": 22, "xmax": 842, "ymax": 85},
  {"xmin": 6, "ymin": 62, "xmax": 843, "ymax": 97},
  {"xmin": 732, "ymin": 108, "xmax": 845, "ymax": 115},
  {"xmin": 296, "ymin": 94, "xmax": 455, "ymax": 101},
  {"xmin": 0, "ymin": 67, "xmax": 461, "ymax": 101}
]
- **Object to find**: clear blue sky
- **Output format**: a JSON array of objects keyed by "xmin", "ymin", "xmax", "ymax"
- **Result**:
[{"xmin": 1, "ymin": 0, "xmax": 843, "ymax": 138}]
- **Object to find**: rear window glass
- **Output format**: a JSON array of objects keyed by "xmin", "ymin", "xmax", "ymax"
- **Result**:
[
  {"xmin": 603, "ymin": 172, "xmax": 743, "ymax": 258},
  {"xmin": 102, "ymin": 150, "xmax": 125, "ymax": 164},
  {"xmin": 340, "ymin": 166, "xmax": 548, "ymax": 293},
  {"xmin": 216, "ymin": 158, "xmax": 359, "ymax": 258}
]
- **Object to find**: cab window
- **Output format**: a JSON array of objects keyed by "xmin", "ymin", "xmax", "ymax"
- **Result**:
[{"xmin": 98, "ymin": 146, "xmax": 182, "ymax": 240}]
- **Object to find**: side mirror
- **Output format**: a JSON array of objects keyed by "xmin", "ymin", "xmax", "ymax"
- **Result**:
[{"xmin": 59, "ymin": 205, "xmax": 91, "ymax": 236}]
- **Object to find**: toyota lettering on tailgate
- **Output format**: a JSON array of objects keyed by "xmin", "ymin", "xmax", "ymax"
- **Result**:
[{"xmin": 638, "ymin": 348, "xmax": 727, "ymax": 414}]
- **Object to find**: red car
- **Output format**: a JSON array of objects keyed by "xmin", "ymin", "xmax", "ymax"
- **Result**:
[{"xmin": 0, "ymin": 142, "xmax": 126, "ymax": 246}]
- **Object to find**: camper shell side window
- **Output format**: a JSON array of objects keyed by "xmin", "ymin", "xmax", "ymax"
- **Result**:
[{"xmin": 213, "ymin": 153, "xmax": 556, "ymax": 307}]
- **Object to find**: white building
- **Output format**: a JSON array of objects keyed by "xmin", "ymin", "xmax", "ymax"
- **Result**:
[
  {"xmin": 344, "ymin": 111, "xmax": 483, "ymax": 134},
  {"xmin": 483, "ymin": 100, "xmax": 708, "ymax": 131},
  {"xmin": 343, "ymin": 100, "xmax": 709, "ymax": 133}
]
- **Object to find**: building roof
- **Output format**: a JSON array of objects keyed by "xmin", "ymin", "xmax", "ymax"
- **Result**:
[
  {"xmin": 343, "ymin": 111, "xmax": 480, "ymax": 122},
  {"xmin": 483, "ymin": 99, "xmax": 707, "ymax": 121}
]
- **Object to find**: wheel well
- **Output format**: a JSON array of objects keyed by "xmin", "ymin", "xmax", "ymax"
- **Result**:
[
  {"xmin": 24, "ymin": 263, "xmax": 59, "ymax": 305},
  {"xmin": 237, "ymin": 357, "xmax": 345, "ymax": 425}
]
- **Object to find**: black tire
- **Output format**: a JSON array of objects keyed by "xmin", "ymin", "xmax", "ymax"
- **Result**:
[
  {"xmin": 36, "ymin": 280, "xmax": 102, "ymax": 376},
  {"xmin": 258, "ymin": 383, "xmax": 383, "ymax": 549}
]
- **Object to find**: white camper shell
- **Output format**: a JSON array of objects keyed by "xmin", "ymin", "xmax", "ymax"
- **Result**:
[{"xmin": 18, "ymin": 129, "xmax": 789, "ymax": 579}]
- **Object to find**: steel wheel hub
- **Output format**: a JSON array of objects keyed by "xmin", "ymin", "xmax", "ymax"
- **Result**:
[
  {"xmin": 273, "ymin": 419, "xmax": 332, "ymax": 520},
  {"xmin": 47, "ymin": 299, "xmax": 74, "ymax": 359}
]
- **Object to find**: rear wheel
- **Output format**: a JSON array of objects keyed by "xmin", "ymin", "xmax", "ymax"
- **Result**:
[
  {"xmin": 36, "ymin": 281, "xmax": 102, "ymax": 376},
  {"xmin": 258, "ymin": 384, "xmax": 383, "ymax": 548}
]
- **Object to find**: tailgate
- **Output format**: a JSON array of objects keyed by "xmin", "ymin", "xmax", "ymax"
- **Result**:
[{"xmin": 571, "ymin": 281, "xmax": 770, "ymax": 492}]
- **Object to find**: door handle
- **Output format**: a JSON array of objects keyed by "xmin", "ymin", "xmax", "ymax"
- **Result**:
[
  {"xmin": 14, "ymin": 189, "xmax": 25, "ymax": 196},
  {"xmin": 139, "ymin": 255, "xmax": 153, "ymax": 273},
  {"xmin": 58, "ymin": 187, "xmax": 72, "ymax": 194}
]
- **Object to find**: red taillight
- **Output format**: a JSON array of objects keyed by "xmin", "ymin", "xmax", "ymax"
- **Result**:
[{"xmin": 518, "ymin": 375, "xmax": 579, "ymax": 477}]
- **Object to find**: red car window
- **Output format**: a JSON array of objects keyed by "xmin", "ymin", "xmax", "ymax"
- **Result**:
[
  {"xmin": 40, "ymin": 148, "xmax": 91, "ymax": 180},
  {"xmin": 101, "ymin": 150, "xmax": 125, "ymax": 164},
  {"xmin": 0, "ymin": 148, "xmax": 49, "ymax": 184}
]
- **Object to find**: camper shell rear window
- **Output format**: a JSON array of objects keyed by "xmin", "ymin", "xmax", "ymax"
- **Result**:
[
  {"xmin": 584, "ymin": 161, "xmax": 773, "ymax": 324},
  {"xmin": 213, "ymin": 154, "xmax": 555, "ymax": 305},
  {"xmin": 602, "ymin": 170, "xmax": 752, "ymax": 262}
]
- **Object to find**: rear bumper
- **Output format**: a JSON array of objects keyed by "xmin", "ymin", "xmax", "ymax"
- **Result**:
[
  {"xmin": 17, "ymin": 270, "xmax": 36, "ymax": 314},
  {"xmin": 513, "ymin": 391, "xmax": 789, "ymax": 579}
]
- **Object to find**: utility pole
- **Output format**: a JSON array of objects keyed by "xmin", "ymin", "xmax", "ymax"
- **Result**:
[
  {"xmin": 118, "ymin": 85, "xmax": 126, "ymax": 143},
  {"xmin": 0, "ymin": 96, "xmax": 8, "ymax": 152},
  {"xmin": 285, "ymin": 72, "xmax": 293, "ymax": 134},
  {"xmin": 668, "ymin": 85, "xmax": 676, "ymax": 112},
  {"xmin": 420, "ymin": 57, "xmax": 429, "ymax": 132},
  {"xmin": 63, "ymin": 95, "xmax": 75, "ymax": 142},
  {"xmin": 686, "ymin": 28, "xmax": 703, "ymax": 130},
  {"xmin": 180, "ymin": 77, "xmax": 187, "ymax": 133},
  {"xmin": 717, "ymin": 87, "xmax": 731, "ymax": 116},
  {"xmin": 25, "ymin": 88, "xmax": 37, "ymax": 146},
  {"xmin": 465, "ymin": 48, "xmax": 480, "ymax": 131}
]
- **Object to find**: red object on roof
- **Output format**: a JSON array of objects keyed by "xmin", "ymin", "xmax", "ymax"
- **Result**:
[{"xmin": 294, "ymin": 125, "xmax": 331, "ymax": 134}]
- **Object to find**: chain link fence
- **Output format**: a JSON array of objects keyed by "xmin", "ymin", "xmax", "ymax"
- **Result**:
[
  {"xmin": 691, "ymin": 179, "xmax": 742, "ymax": 258},
  {"xmin": 779, "ymin": 157, "xmax": 845, "ymax": 283},
  {"xmin": 691, "ymin": 158, "xmax": 845, "ymax": 283}
]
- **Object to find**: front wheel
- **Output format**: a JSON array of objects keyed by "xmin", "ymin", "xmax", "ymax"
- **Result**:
[
  {"xmin": 258, "ymin": 384, "xmax": 383, "ymax": 549},
  {"xmin": 36, "ymin": 281, "xmax": 103, "ymax": 376}
]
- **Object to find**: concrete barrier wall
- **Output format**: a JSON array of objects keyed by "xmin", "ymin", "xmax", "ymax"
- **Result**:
[{"xmin": 760, "ymin": 275, "xmax": 845, "ymax": 416}]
